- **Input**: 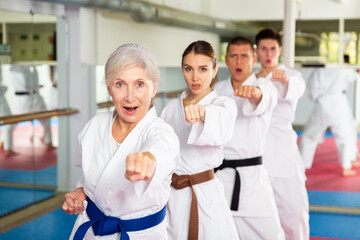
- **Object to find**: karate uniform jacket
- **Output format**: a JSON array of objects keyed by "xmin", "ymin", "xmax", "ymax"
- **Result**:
[
  {"xmin": 262, "ymin": 66, "xmax": 306, "ymax": 178},
  {"xmin": 160, "ymin": 90, "xmax": 239, "ymax": 240},
  {"xmin": 9, "ymin": 65, "xmax": 47, "ymax": 114},
  {"xmin": 70, "ymin": 107, "xmax": 180, "ymax": 240},
  {"xmin": 304, "ymin": 68, "xmax": 358, "ymax": 165},
  {"xmin": 308, "ymin": 68, "xmax": 356, "ymax": 117},
  {"xmin": 214, "ymin": 73, "xmax": 279, "ymax": 217}
]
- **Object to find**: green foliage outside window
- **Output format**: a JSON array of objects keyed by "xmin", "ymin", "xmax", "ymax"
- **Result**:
[{"xmin": 320, "ymin": 31, "xmax": 359, "ymax": 64}]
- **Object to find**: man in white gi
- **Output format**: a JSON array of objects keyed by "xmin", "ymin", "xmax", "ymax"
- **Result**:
[
  {"xmin": 62, "ymin": 43, "xmax": 180, "ymax": 240},
  {"xmin": 9, "ymin": 65, "xmax": 54, "ymax": 149},
  {"xmin": 299, "ymin": 67, "xmax": 359, "ymax": 177},
  {"xmin": 255, "ymin": 28, "xmax": 310, "ymax": 240},
  {"xmin": 0, "ymin": 66, "xmax": 17, "ymax": 156},
  {"xmin": 215, "ymin": 36, "xmax": 285, "ymax": 239}
]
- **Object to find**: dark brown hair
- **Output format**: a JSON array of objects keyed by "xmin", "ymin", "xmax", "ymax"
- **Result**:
[
  {"xmin": 255, "ymin": 28, "xmax": 282, "ymax": 47},
  {"xmin": 182, "ymin": 40, "xmax": 217, "ymax": 86},
  {"xmin": 182, "ymin": 40, "xmax": 217, "ymax": 68}
]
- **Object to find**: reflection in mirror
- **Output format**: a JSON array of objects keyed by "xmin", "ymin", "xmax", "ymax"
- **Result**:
[
  {"xmin": 0, "ymin": 118, "xmax": 57, "ymax": 217},
  {"xmin": 0, "ymin": 9, "xmax": 58, "ymax": 217}
]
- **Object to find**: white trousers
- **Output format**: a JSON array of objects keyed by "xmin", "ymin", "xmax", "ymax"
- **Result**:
[
  {"xmin": 233, "ymin": 214, "xmax": 285, "ymax": 240},
  {"xmin": 13, "ymin": 94, "xmax": 52, "ymax": 145},
  {"xmin": 299, "ymin": 104, "xmax": 357, "ymax": 169},
  {"xmin": 269, "ymin": 172, "xmax": 310, "ymax": 240}
]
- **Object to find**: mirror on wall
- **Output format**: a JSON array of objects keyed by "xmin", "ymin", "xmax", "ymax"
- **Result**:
[{"xmin": 0, "ymin": 9, "xmax": 58, "ymax": 217}]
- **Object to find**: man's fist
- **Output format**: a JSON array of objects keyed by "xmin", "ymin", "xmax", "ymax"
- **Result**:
[
  {"xmin": 125, "ymin": 152, "xmax": 156, "ymax": 182},
  {"xmin": 271, "ymin": 69, "xmax": 289, "ymax": 85},
  {"xmin": 184, "ymin": 104, "xmax": 206, "ymax": 124},
  {"xmin": 234, "ymin": 85, "xmax": 262, "ymax": 104}
]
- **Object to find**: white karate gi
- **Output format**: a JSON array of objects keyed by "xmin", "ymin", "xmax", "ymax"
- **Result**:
[
  {"xmin": 9, "ymin": 65, "xmax": 52, "ymax": 144},
  {"xmin": 0, "ymin": 67, "xmax": 14, "ymax": 151},
  {"xmin": 215, "ymin": 74, "xmax": 285, "ymax": 240},
  {"xmin": 261, "ymin": 66, "xmax": 309, "ymax": 240},
  {"xmin": 160, "ymin": 90, "xmax": 239, "ymax": 240},
  {"xmin": 70, "ymin": 107, "xmax": 180, "ymax": 240},
  {"xmin": 300, "ymin": 68, "xmax": 358, "ymax": 170}
]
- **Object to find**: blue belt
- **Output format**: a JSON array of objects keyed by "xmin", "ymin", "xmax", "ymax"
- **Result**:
[{"xmin": 74, "ymin": 197, "xmax": 166, "ymax": 240}]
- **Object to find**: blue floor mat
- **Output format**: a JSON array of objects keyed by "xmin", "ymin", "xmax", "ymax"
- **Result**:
[
  {"xmin": 3, "ymin": 208, "xmax": 360, "ymax": 239},
  {"xmin": 308, "ymin": 190, "xmax": 360, "ymax": 208},
  {"xmin": 0, "ymin": 166, "xmax": 56, "ymax": 186},
  {"xmin": 0, "ymin": 208, "xmax": 77, "ymax": 240},
  {"xmin": 310, "ymin": 211, "xmax": 360, "ymax": 239},
  {"xmin": 0, "ymin": 187, "xmax": 54, "ymax": 216}
]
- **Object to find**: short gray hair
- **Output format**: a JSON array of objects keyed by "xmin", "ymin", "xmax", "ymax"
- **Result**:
[{"xmin": 104, "ymin": 43, "xmax": 160, "ymax": 87}]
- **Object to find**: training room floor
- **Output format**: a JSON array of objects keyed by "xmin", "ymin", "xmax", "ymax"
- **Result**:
[{"xmin": 0, "ymin": 130, "xmax": 360, "ymax": 239}]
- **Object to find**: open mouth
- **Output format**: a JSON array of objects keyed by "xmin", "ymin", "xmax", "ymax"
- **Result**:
[
  {"xmin": 236, "ymin": 68, "xmax": 242, "ymax": 73},
  {"xmin": 123, "ymin": 106, "xmax": 138, "ymax": 114},
  {"xmin": 266, "ymin": 60, "xmax": 271, "ymax": 64},
  {"xmin": 191, "ymin": 84, "xmax": 201, "ymax": 90}
]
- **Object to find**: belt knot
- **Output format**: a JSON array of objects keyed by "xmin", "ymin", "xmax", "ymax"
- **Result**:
[
  {"xmin": 215, "ymin": 157, "xmax": 262, "ymax": 211},
  {"xmin": 171, "ymin": 169, "xmax": 214, "ymax": 240}
]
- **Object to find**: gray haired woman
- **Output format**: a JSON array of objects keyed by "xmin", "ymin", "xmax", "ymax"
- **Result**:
[{"xmin": 62, "ymin": 43, "xmax": 180, "ymax": 240}]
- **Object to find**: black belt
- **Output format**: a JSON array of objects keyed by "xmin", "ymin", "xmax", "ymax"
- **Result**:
[
  {"xmin": 215, "ymin": 156, "xmax": 262, "ymax": 211},
  {"xmin": 15, "ymin": 91, "xmax": 36, "ymax": 95}
]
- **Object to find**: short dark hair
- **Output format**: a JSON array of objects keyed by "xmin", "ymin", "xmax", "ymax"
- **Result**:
[
  {"xmin": 255, "ymin": 28, "xmax": 282, "ymax": 47},
  {"xmin": 226, "ymin": 36, "xmax": 254, "ymax": 54}
]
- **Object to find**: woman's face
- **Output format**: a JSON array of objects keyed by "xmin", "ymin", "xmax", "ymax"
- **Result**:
[
  {"xmin": 108, "ymin": 66, "xmax": 157, "ymax": 126},
  {"xmin": 182, "ymin": 52, "xmax": 217, "ymax": 97}
]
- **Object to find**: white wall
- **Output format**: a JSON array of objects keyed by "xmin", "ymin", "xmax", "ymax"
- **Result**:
[
  {"xmin": 95, "ymin": 11, "xmax": 220, "ymax": 67},
  {"xmin": 147, "ymin": 0, "xmax": 360, "ymax": 21}
]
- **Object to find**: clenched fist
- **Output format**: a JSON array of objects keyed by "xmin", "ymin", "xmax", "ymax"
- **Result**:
[
  {"xmin": 234, "ymin": 85, "xmax": 262, "ymax": 104},
  {"xmin": 271, "ymin": 69, "xmax": 289, "ymax": 85},
  {"xmin": 184, "ymin": 104, "xmax": 206, "ymax": 124},
  {"xmin": 62, "ymin": 187, "xmax": 86, "ymax": 215},
  {"xmin": 125, "ymin": 152, "xmax": 156, "ymax": 182}
]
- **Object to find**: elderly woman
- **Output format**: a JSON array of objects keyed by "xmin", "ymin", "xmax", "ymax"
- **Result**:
[{"xmin": 62, "ymin": 43, "xmax": 180, "ymax": 240}]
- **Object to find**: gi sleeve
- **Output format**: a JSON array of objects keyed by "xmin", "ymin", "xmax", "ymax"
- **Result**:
[
  {"xmin": 279, "ymin": 69, "xmax": 306, "ymax": 102},
  {"xmin": 140, "ymin": 120, "xmax": 180, "ymax": 187},
  {"xmin": 344, "ymin": 68, "xmax": 358, "ymax": 85},
  {"xmin": 75, "ymin": 134, "xmax": 83, "ymax": 168},
  {"xmin": 74, "ymin": 138, "xmax": 84, "ymax": 188},
  {"xmin": 308, "ymin": 69, "xmax": 324, "ymax": 101},
  {"xmin": 75, "ymin": 175, "xmax": 85, "ymax": 188},
  {"xmin": 187, "ymin": 96, "xmax": 237, "ymax": 146},
  {"xmin": 74, "ymin": 118, "xmax": 93, "ymax": 188}
]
